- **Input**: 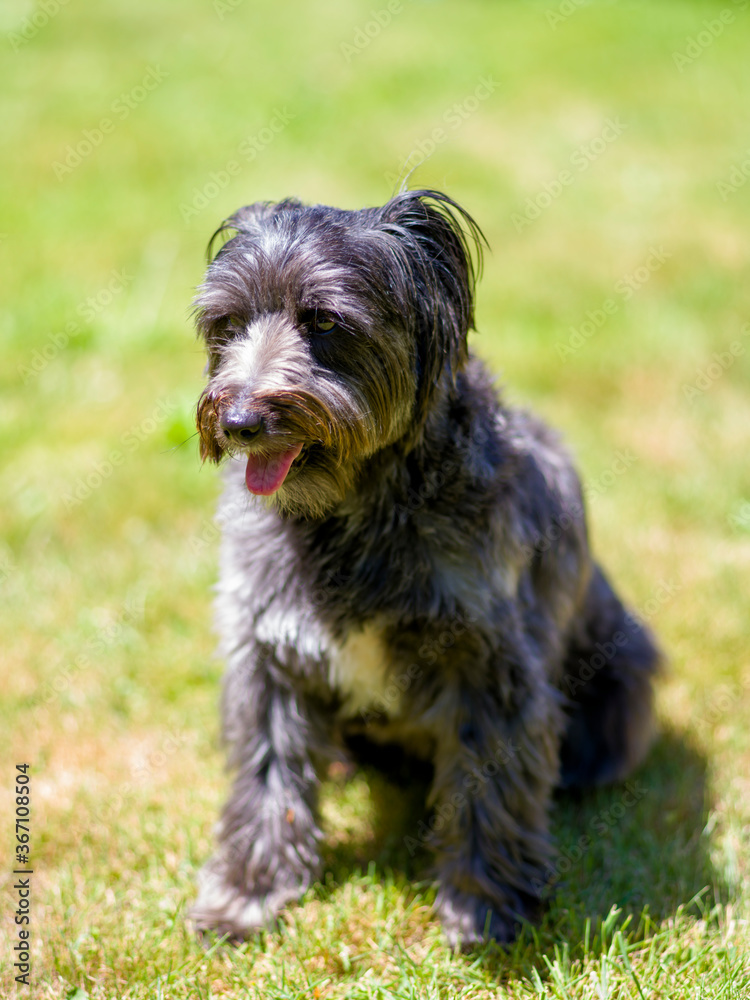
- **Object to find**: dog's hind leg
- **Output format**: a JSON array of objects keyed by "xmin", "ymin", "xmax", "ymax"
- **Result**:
[{"xmin": 558, "ymin": 564, "xmax": 661, "ymax": 789}]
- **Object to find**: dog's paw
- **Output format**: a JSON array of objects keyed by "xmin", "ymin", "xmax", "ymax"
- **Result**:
[
  {"xmin": 436, "ymin": 886, "xmax": 518, "ymax": 949},
  {"xmin": 188, "ymin": 858, "xmax": 299, "ymax": 942}
]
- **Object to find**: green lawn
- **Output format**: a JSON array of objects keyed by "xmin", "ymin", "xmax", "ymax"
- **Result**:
[{"xmin": 2, "ymin": 0, "xmax": 750, "ymax": 996}]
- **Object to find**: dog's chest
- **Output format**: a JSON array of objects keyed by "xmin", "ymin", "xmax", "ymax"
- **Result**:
[{"xmin": 327, "ymin": 623, "xmax": 397, "ymax": 716}]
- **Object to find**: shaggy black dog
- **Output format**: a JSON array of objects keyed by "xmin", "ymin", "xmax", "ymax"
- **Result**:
[{"xmin": 189, "ymin": 189, "xmax": 659, "ymax": 946}]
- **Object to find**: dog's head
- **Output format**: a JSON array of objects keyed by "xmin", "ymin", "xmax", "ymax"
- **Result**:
[{"xmin": 194, "ymin": 189, "xmax": 484, "ymax": 518}]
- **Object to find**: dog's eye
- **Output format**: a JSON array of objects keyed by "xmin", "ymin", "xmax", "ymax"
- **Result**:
[
  {"xmin": 303, "ymin": 311, "xmax": 338, "ymax": 335},
  {"xmin": 227, "ymin": 315, "xmax": 245, "ymax": 330},
  {"xmin": 315, "ymin": 318, "xmax": 336, "ymax": 333}
]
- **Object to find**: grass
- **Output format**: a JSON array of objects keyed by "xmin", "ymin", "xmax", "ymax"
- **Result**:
[{"xmin": 1, "ymin": 0, "xmax": 750, "ymax": 995}]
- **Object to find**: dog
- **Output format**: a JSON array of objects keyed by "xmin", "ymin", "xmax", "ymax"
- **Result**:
[{"xmin": 189, "ymin": 189, "xmax": 659, "ymax": 947}]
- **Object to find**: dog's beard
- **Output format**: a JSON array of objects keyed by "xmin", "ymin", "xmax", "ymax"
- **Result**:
[
  {"xmin": 271, "ymin": 443, "xmax": 364, "ymax": 519},
  {"xmin": 197, "ymin": 381, "xmax": 399, "ymax": 519}
]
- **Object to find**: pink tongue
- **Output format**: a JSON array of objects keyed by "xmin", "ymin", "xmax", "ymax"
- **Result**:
[{"xmin": 245, "ymin": 444, "xmax": 303, "ymax": 495}]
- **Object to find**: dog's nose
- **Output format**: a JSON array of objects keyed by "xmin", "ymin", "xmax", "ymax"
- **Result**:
[{"xmin": 220, "ymin": 409, "xmax": 265, "ymax": 444}]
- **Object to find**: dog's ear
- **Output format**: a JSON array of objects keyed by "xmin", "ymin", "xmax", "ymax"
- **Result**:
[
  {"xmin": 207, "ymin": 198, "xmax": 307, "ymax": 262},
  {"xmin": 206, "ymin": 201, "xmax": 272, "ymax": 262},
  {"xmin": 377, "ymin": 190, "xmax": 486, "ymax": 422}
]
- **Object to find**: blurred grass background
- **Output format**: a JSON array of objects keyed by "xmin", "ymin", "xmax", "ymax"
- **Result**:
[{"xmin": 1, "ymin": 0, "xmax": 750, "ymax": 996}]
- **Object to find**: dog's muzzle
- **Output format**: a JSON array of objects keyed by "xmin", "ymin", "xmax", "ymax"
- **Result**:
[{"xmin": 218, "ymin": 404, "xmax": 304, "ymax": 496}]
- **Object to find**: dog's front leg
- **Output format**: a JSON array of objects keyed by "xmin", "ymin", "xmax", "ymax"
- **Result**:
[
  {"xmin": 190, "ymin": 649, "xmax": 323, "ymax": 940},
  {"xmin": 428, "ymin": 676, "xmax": 563, "ymax": 947}
]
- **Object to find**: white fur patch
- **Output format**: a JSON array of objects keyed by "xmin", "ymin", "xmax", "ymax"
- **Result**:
[{"xmin": 327, "ymin": 623, "xmax": 395, "ymax": 715}]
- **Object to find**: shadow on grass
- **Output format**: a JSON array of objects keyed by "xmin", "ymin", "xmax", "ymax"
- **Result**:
[
  {"xmin": 320, "ymin": 735, "xmax": 435, "ymax": 881},
  {"xmin": 319, "ymin": 723, "xmax": 722, "ymax": 974}
]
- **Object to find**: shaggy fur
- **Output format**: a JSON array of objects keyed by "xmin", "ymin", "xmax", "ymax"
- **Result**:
[{"xmin": 189, "ymin": 189, "xmax": 659, "ymax": 947}]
